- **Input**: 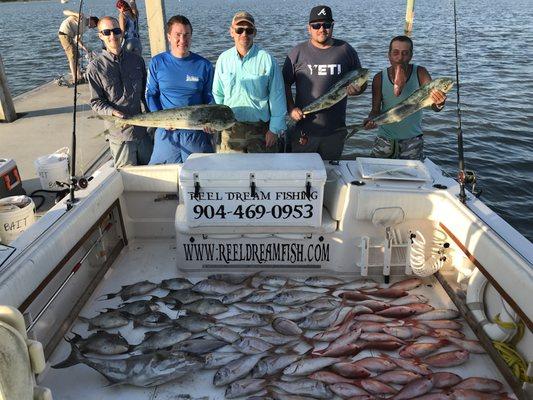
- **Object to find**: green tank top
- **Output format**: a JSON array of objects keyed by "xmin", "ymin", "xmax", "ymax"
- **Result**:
[{"xmin": 377, "ymin": 65, "xmax": 423, "ymax": 140}]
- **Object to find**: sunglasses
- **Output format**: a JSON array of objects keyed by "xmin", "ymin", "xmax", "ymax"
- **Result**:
[
  {"xmin": 310, "ymin": 22, "xmax": 333, "ymax": 30},
  {"xmin": 234, "ymin": 27, "xmax": 255, "ymax": 35},
  {"xmin": 100, "ymin": 28, "xmax": 122, "ymax": 36}
]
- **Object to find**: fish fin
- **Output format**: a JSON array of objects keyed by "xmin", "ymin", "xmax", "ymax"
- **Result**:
[
  {"xmin": 143, "ymin": 330, "xmax": 157, "ymax": 339},
  {"xmin": 51, "ymin": 343, "xmax": 83, "ymax": 369},
  {"xmin": 96, "ymin": 293, "xmax": 116, "ymax": 301},
  {"xmin": 118, "ymin": 311, "xmax": 132, "ymax": 319},
  {"xmin": 64, "ymin": 332, "xmax": 81, "ymax": 345},
  {"xmin": 102, "ymin": 379, "xmax": 123, "ymax": 388},
  {"xmin": 127, "ymin": 344, "xmax": 138, "ymax": 353},
  {"xmin": 203, "ymin": 314, "xmax": 217, "ymax": 323}
]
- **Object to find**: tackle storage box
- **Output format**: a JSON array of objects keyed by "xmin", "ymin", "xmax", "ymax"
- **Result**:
[
  {"xmin": 0, "ymin": 158, "xmax": 25, "ymax": 198},
  {"xmin": 179, "ymin": 153, "xmax": 327, "ymax": 228}
]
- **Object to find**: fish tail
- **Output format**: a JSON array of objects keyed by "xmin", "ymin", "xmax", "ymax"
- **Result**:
[
  {"xmin": 286, "ymin": 119, "xmax": 296, "ymax": 130},
  {"xmin": 87, "ymin": 114, "xmax": 122, "ymax": 126},
  {"xmin": 51, "ymin": 343, "xmax": 84, "ymax": 369},
  {"xmin": 299, "ymin": 335, "xmax": 314, "ymax": 350}
]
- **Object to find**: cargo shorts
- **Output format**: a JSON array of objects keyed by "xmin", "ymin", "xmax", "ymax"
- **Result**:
[
  {"xmin": 371, "ymin": 135, "xmax": 424, "ymax": 160},
  {"xmin": 219, "ymin": 121, "xmax": 277, "ymax": 153}
]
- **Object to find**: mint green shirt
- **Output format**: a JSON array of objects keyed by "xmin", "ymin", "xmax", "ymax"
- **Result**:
[
  {"xmin": 378, "ymin": 65, "xmax": 423, "ymax": 140},
  {"xmin": 213, "ymin": 44, "xmax": 287, "ymax": 134}
]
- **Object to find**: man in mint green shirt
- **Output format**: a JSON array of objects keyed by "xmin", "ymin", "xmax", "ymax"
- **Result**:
[{"xmin": 212, "ymin": 11, "xmax": 287, "ymax": 153}]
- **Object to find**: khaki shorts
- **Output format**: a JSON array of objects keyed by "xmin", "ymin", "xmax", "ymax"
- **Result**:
[
  {"xmin": 219, "ymin": 121, "xmax": 277, "ymax": 153},
  {"xmin": 59, "ymin": 34, "xmax": 79, "ymax": 66}
]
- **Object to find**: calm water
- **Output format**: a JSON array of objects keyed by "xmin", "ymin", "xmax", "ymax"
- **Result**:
[{"xmin": 0, "ymin": 0, "xmax": 532, "ymax": 241}]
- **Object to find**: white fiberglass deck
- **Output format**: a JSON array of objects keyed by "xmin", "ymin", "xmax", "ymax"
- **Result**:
[{"xmin": 39, "ymin": 238, "xmax": 514, "ymax": 399}]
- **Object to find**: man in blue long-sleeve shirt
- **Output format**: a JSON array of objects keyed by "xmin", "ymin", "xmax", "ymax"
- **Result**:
[
  {"xmin": 146, "ymin": 15, "xmax": 214, "ymax": 164},
  {"xmin": 212, "ymin": 11, "xmax": 287, "ymax": 153}
]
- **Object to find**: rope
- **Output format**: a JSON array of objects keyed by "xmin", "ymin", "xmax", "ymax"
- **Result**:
[{"xmin": 491, "ymin": 315, "xmax": 532, "ymax": 383}]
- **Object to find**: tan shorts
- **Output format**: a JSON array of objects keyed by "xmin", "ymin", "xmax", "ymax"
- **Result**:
[
  {"xmin": 219, "ymin": 121, "xmax": 277, "ymax": 153},
  {"xmin": 59, "ymin": 34, "xmax": 79, "ymax": 66}
]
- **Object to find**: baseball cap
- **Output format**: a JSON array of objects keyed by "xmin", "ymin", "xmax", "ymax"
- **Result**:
[
  {"xmin": 232, "ymin": 11, "xmax": 255, "ymax": 27},
  {"xmin": 309, "ymin": 5, "xmax": 334, "ymax": 23}
]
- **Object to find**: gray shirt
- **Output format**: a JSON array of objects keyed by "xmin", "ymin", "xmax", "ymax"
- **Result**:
[
  {"xmin": 283, "ymin": 39, "xmax": 361, "ymax": 137},
  {"xmin": 87, "ymin": 49, "xmax": 147, "ymax": 141}
]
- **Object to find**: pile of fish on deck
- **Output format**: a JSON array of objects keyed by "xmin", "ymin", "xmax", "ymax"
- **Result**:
[{"xmin": 52, "ymin": 274, "xmax": 513, "ymax": 399}]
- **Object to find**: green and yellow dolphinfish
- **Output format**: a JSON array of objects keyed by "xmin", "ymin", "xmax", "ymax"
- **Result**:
[
  {"xmin": 93, "ymin": 104, "xmax": 237, "ymax": 131},
  {"xmin": 287, "ymin": 67, "xmax": 370, "ymax": 129},
  {"xmin": 343, "ymin": 77, "xmax": 454, "ymax": 142}
]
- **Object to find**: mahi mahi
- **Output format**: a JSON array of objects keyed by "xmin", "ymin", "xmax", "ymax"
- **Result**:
[
  {"xmin": 94, "ymin": 104, "xmax": 236, "ymax": 131},
  {"xmin": 343, "ymin": 77, "xmax": 454, "ymax": 142},
  {"xmin": 287, "ymin": 67, "xmax": 370, "ymax": 129}
]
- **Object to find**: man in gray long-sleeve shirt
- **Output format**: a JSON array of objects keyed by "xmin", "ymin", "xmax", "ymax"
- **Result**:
[{"xmin": 87, "ymin": 16, "xmax": 152, "ymax": 168}]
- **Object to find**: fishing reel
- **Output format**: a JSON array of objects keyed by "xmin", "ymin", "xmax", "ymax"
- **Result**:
[
  {"xmin": 458, "ymin": 170, "xmax": 482, "ymax": 198},
  {"xmin": 55, "ymin": 176, "xmax": 90, "ymax": 191}
]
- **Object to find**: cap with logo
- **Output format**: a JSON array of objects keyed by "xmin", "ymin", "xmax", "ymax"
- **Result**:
[
  {"xmin": 309, "ymin": 5, "xmax": 334, "ymax": 23},
  {"xmin": 232, "ymin": 11, "xmax": 255, "ymax": 27}
]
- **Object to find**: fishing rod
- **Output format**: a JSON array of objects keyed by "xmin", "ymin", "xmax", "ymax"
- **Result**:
[
  {"xmin": 66, "ymin": 0, "xmax": 85, "ymax": 210},
  {"xmin": 453, "ymin": 0, "xmax": 468, "ymax": 204}
]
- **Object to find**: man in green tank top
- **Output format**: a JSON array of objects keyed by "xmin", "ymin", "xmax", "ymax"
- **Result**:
[{"xmin": 363, "ymin": 36, "xmax": 447, "ymax": 160}]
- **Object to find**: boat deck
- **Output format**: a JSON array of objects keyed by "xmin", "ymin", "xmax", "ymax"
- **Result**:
[
  {"xmin": 0, "ymin": 81, "xmax": 110, "ymax": 211},
  {"xmin": 39, "ymin": 238, "xmax": 515, "ymax": 399}
]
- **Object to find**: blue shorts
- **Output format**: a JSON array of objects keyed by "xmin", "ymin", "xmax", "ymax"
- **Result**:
[{"xmin": 149, "ymin": 128, "xmax": 214, "ymax": 164}]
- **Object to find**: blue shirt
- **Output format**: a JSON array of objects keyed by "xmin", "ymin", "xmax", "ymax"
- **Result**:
[
  {"xmin": 146, "ymin": 51, "xmax": 214, "ymax": 112},
  {"xmin": 212, "ymin": 44, "xmax": 287, "ymax": 134}
]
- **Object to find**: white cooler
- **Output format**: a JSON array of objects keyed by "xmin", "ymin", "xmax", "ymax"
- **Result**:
[{"xmin": 179, "ymin": 153, "xmax": 327, "ymax": 228}]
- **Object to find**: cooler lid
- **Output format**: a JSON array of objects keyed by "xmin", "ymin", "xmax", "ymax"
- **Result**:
[{"xmin": 180, "ymin": 153, "xmax": 327, "ymax": 182}]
